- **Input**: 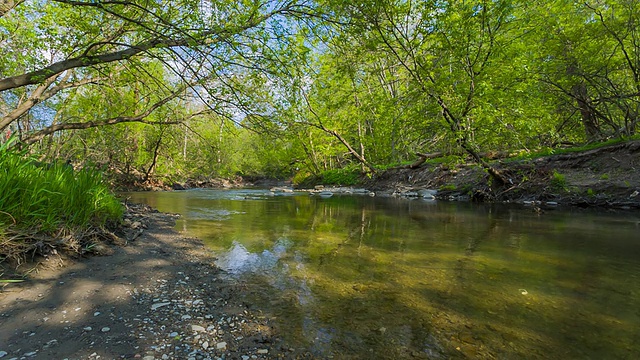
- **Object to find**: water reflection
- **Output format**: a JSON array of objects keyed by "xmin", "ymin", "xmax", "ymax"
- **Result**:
[
  {"xmin": 125, "ymin": 189, "xmax": 640, "ymax": 359},
  {"xmin": 216, "ymin": 240, "xmax": 290, "ymax": 275}
]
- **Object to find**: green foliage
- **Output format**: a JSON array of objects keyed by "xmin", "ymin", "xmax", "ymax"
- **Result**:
[
  {"xmin": 320, "ymin": 168, "xmax": 361, "ymax": 186},
  {"xmin": 426, "ymin": 155, "xmax": 466, "ymax": 167},
  {"xmin": 439, "ymin": 184, "xmax": 457, "ymax": 191},
  {"xmin": 1, "ymin": 0, "xmax": 640, "ymax": 186},
  {"xmin": 0, "ymin": 141, "xmax": 123, "ymax": 258},
  {"xmin": 600, "ymin": 174, "xmax": 610, "ymax": 180},
  {"xmin": 551, "ymin": 170, "xmax": 567, "ymax": 190},
  {"xmin": 507, "ymin": 134, "xmax": 640, "ymax": 163},
  {"xmin": 291, "ymin": 170, "xmax": 313, "ymax": 186}
]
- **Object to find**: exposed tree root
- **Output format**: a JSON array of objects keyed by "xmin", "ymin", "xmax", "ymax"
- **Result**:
[{"xmin": 0, "ymin": 223, "xmax": 124, "ymax": 268}]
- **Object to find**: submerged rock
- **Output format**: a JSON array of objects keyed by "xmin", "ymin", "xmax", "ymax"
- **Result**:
[{"xmin": 172, "ymin": 183, "xmax": 187, "ymax": 190}]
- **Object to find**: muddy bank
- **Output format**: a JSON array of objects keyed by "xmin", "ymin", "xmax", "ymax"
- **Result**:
[
  {"xmin": 0, "ymin": 205, "xmax": 315, "ymax": 360},
  {"xmin": 363, "ymin": 140, "xmax": 640, "ymax": 210}
]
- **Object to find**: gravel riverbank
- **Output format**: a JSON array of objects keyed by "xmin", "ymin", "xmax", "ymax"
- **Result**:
[{"xmin": 0, "ymin": 205, "xmax": 315, "ymax": 360}]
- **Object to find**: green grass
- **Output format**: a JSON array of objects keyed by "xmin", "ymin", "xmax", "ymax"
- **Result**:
[
  {"xmin": 1, "ymin": 139, "xmax": 123, "ymax": 260},
  {"xmin": 375, "ymin": 155, "xmax": 466, "ymax": 171},
  {"xmin": 439, "ymin": 184, "xmax": 457, "ymax": 191},
  {"xmin": 507, "ymin": 135, "xmax": 640, "ymax": 162}
]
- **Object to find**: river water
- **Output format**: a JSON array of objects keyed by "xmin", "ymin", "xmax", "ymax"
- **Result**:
[{"xmin": 125, "ymin": 189, "xmax": 640, "ymax": 359}]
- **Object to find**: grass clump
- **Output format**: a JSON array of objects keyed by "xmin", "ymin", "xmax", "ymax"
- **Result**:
[
  {"xmin": 1, "ymin": 140, "xmax": 123, "ymax": 262},
  {"xmin": 439, "ymin": 184, "xmax": 457, "ymax": 191},
  {"xmin": 508, "ymin": 135, "xmax": 640, "ymax": 162},
  {"xmin": 551, "ymin": 170, "xmax": 567, "ymax": 190}
]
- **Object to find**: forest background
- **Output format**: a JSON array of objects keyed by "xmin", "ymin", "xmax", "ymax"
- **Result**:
[{"xmin": 1, "ymin": 0, "xmax": 639, "ymax": 188}]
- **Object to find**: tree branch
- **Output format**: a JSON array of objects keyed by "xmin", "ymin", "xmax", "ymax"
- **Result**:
[
  {"xmin": 0, "ymin": 4, "xmax": 289, "ymax": 92},
  {"xmin": 0, "ymin": 71, "xmax": 105, "ymax": 131},
  {"xmin": 20, "ymin": 86, "xmax": 186, "ymax": 146},
  {"xmin": 0, "ymin": 0, "xmax": 23, "ymax": 18}
]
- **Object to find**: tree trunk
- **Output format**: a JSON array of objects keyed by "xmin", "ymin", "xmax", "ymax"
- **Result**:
[
  {"xmin": 144, "ymin": 128, "xmax": 165, "ymax": 183},
  {"xmin": 572, "ymin": 82, "xmax": 601, "ymax": 141}
]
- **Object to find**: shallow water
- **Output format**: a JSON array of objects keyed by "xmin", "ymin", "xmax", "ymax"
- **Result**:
[{"xmin": 125, "ymin": 189, "xmax": 640, "ymax": 359}]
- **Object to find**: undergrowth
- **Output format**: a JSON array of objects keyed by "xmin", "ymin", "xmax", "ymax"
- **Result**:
[
  {"xmin": 320, "ymin": 168, "xmax": 361, "ymax": 186},
  {"xmin": 0, "ymin": 138, "xmax": 124, "ymax": 263},
  {"xmin": 293, "ymin": 167, "xmax": 362, "ymax": 187}
]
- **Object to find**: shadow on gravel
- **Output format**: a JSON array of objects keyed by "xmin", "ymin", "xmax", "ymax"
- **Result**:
[{"xmin": 0, "ymin": 211, "xmax": 273, "ymax": 360}]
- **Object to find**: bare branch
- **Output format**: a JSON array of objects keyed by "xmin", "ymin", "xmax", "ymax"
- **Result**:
[
  {"xmin": 0, "ymin": 71, "xmax": 106, "ymax": 131},
  {"xmin": 0, "ymin": 0, "xmax": 24, "ymax": 18}
]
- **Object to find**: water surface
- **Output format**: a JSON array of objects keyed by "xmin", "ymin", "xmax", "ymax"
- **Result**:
[{"xmin": 125, "ymin": 189, "xmax": 640, "ymax": 359}]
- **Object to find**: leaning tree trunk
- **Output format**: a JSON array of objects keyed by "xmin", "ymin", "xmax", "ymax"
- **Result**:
[
  {"xmin": 438, "ymin": 97, "xmax": 509, "ymax": 185},
  {"xmin": 144, "ymin": 128, "xmax": 165, "ymax": 183}
]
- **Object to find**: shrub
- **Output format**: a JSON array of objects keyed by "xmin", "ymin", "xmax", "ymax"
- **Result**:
[{"xmin": 320, "ymin": 168, "xmax": 361, "ymax": 186}]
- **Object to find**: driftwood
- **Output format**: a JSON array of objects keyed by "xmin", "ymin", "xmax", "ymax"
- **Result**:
[
  {"xmin": 390, "ymin": 150, "xmax": 524, "ymax": 173},
  {"xmin": 391, "ymin": 152, "xmax": 443, "ymax": 169}
]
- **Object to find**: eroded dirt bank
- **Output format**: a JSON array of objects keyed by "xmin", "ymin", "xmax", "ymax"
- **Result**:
[{"xmin": 365, "ymin": 140, "xmax": 640, "ymax": 209}]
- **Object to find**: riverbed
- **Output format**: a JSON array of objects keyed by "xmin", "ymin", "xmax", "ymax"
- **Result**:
[{"xmin": 125, "ymin": 189, "xmax": 640, "ymax": 359}]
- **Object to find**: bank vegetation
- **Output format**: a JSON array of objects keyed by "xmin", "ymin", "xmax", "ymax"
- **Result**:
[{"xmin": 1, "ymin": 1, "xmax": 640, "ymax": 260}]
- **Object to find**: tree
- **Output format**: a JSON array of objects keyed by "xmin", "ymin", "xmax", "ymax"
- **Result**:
[
  {"xmin": 532, "ymin": 1, "xmax": 640, "ymax": 141},
  {"xmin": 0, "ymin": 0, "xmax": 312, "ymax": 145},
  {"xmin": 319, "ymin": 0, "xmax": 515, "ymax": 182}
]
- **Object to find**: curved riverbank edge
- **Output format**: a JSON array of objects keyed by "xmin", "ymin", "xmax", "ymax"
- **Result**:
[
  {"xmin": 0, "ymin": 204, "xmax": 319, "ymax": 359},
  {"xmin": 2, "ymin": 141, "xmax": 637, "ymax": 358}
]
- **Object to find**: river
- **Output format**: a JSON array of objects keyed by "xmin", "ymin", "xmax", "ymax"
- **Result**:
[{"xmin": 125, "ymin": 189, "xmax": 640, "ymax": 359}]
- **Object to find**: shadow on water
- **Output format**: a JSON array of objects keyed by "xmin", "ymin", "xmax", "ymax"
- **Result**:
[{"xmin": 126, "ymin": 190, "xmax": 640, "ymax": 359}]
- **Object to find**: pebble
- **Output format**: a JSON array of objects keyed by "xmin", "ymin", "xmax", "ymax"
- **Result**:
[
  {"xmin": 142, "ymin": 356, "xmax": 155, "ymax": 360},
  {"xmin": 84, "ymin": 327, "xmax": 93, "ymax": 331},
  {"xmin": 169, "ymin": 332, "xmax": 178, "ymax": 337},
  {"xmin": 257, "ymin": 349, "xmax": 268, "ymax": 354},
  {"xmin": 151, "ymin": 302, "xmax": 171, "ymax": 311},
  {"xmin": 216, "ymin": 342, "xmax": 227, "ymax": 350},
  {"xmin": 101, "ymin": 327, "xmax": 110, "ymax": 332},
  {"xmin": 242, "ymin": 356, "xmax": 249, "ymax": 360},
  {"xmin": 202, "ymin": 341, "xmax": 209, "ymax": 350},
  {"xmin": 0, "ymin": 351, "xmax": 6, "ymax": 358},
  {"xmin": 191, "ymin": 325, "xmax": 206, "ymax": 332}
]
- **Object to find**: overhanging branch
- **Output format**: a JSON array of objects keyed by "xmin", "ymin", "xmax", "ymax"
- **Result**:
[{"xmin": 20, "ymin": 85, "xmax": 187, "ymax": 146}]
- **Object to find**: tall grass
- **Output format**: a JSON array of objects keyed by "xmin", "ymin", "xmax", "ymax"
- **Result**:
[{"xmin": 0, "ymin": 138, "xmax": 123, "ymax": 261}]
